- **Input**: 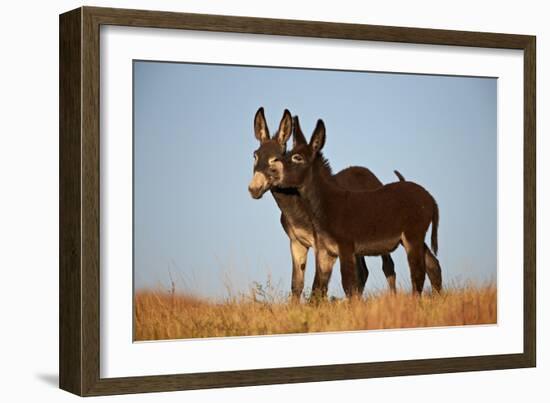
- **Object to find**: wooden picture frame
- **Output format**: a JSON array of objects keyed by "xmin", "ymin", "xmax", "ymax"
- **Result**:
[{"xmin": 59, "ymin": 6, "xmax": 536, "ymax": 396}]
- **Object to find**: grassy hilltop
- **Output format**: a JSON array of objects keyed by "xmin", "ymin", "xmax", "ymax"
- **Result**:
[{"xmin": 134, "ymin": 282, "xmax": 496, "ymax": 341}]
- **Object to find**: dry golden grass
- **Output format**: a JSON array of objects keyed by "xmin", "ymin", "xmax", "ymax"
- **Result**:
[{"xmin": 134, "ymin": 282, "xmax": 496, "ymax": 341}]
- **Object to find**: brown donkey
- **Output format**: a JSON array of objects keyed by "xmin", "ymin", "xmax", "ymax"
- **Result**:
[
  {"xmin": 248, "ymin": 108, "xmax": 398, "ymax": 300},
  {"xmin": 274, "ymin": 118, "xmax": 442, "ymax": 296}
]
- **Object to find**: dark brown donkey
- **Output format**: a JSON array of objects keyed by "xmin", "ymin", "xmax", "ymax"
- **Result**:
[
  {"xmin": 273, "ymin": 118, "xmax": 442, "ymax": 296},
  {"xmin": 248, "ymin": 108, "xmax": 397, "ymax": 300}
]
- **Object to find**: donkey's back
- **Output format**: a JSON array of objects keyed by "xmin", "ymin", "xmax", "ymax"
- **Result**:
[{"xmin": 334, "ymin": 166, "xmax": 383, "ymax": 191}]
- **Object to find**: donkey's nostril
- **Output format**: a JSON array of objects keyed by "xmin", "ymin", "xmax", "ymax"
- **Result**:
[
  {"xmin": 248, "ymin": 186, "xmax": 261, "ymax": 199},
  {"xmin": 248, "ymin": 186, "xmax": 264, "ymax": 199}
]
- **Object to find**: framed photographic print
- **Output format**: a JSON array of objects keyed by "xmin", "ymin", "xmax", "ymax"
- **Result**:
[{"xmin": 59, "ymin": 6, "xmax": 536, "ymax": 396}]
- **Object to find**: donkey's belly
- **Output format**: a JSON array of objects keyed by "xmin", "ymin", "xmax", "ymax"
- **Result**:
[{"xmin": 354, "ymin": 236, "xmax": 401, "ymax": 256}]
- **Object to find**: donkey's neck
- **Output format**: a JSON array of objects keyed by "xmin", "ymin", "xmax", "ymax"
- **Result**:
[
  {"xmin": 271, "ymin": 186, "xmax": 300, "ymax": 196},
  {"xmin": 270, "ymin": 187, "xmax": 310, "ymax": 222},
  {"xmin": 298, "ymin": 155, "xmax": 343, "ymax": 229}
]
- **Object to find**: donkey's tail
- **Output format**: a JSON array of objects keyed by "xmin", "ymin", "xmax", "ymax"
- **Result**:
[
  {"xmin": 394, "ymin": 170, "xmax": 406, "ymax": 182},
  {"xmin": 431, "ymin": 200, "xmax": 439, "ymax": 256}
]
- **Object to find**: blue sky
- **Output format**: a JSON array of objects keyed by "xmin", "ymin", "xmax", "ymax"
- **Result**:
[{"xmin": 133, "ymin": 60, "xmax": 496, "ymax": 299}]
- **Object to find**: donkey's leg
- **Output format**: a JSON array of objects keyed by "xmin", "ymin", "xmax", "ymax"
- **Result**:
[
  {"xmin": 290, "ymin": 239, "xmax": 308, "ymax": 302},
  {"xmin": 355, "ymin": 255, "xmax": 369, "ymax": 295},
  {"xmin": 424, "ymin": 243, "xmax": 442, "ymax": 294},
  {"xmin": 408, "ymin": 251, "xmax": 426, "ymax": 295},
  {"xmin": 340, "ymin": 245, "xmax": 361, "ymax": 298},
  {"xmin": 381, "ymin": 255, "xmax": 397, "ymax": 293},
  {"xmin": 402, "ymin": 236, "xmax": 426, "ymax": 295},
  {"xmin": 311, "ymin": 247, "xmax": 335, "ymax": 300}
]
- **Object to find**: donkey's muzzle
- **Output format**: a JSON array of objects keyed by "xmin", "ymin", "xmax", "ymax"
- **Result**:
[
  {"xmin": 249, "ymin": 186, "xmax": 264, "ymax": 199},
  {"xmin": 248, "ymin": 171, "xmax": 270, "ymax": 199}
]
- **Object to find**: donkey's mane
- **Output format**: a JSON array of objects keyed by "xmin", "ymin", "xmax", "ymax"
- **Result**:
[{"xmin": 314, "ymin": 152, "xmax": 333, "ymax": 178}]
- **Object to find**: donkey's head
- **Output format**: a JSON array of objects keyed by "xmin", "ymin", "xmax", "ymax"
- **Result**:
[
  {"xmin": 274, "ymin": 116, "xmax": 326, "ymax": 189},
  {"xmin": 248, "ymin": 107, "xmax": 292, "ymax": 199}
]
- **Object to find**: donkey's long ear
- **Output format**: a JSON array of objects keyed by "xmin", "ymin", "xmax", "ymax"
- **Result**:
[
  {"xmin": 254, "ymin": 107, "xmax": 270, "ymax": 143},
  {"xmin": 292, "ymin": 116, "xmax": 307, "ymax": 148},
  {"xmin": 275, "ymin": 109, "xmax": 292, "ymax": 147},
  {"xmin": 310, "ymin": 119, "xmax": 326, "ymax": 154}
]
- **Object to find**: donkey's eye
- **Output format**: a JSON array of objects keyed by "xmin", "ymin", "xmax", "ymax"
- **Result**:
[
  {"xmin": 291, "ymin": 154, "xmax": 304, "ymax": 163},
  {"xmin": 268, "ymin": 157, "xmax": 280, "ymax": 165}
]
